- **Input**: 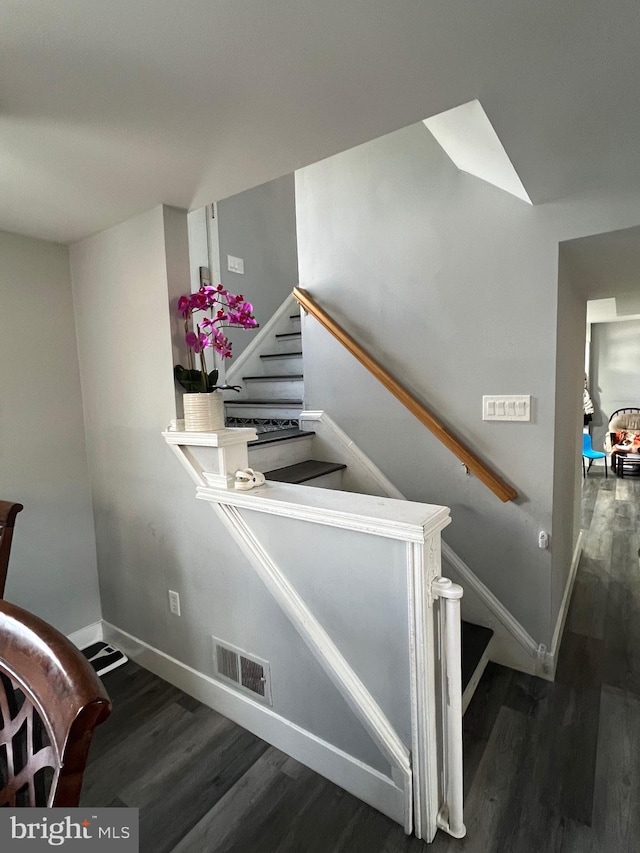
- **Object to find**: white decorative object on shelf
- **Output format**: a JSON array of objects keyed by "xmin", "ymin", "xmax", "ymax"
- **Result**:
[
  {"xmin": 183, "ymin": 392, "xmax": 225, "ymax": 432},
  {"xmin": 234, "ymin": 468, "xmax": 266, "ymax": 490}
]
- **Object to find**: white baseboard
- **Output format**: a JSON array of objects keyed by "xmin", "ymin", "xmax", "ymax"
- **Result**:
[
  {"xmin": 542, "ymin": 530, "xmax": 585, "ymax": 679},
  {"xmin": 67, "ymin": 619, "xmax": 104, "ymax": 649},
  {"xmin": 101, "ymin": 620, "xmax": 405, "ymax": 827}
]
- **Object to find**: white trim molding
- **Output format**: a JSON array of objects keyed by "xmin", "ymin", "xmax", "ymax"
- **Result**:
[
  {"xmin": 67, "ymin": 620, "xmax": 104, "ymax": 650},
  {"xmin": 540, "ymin": 530, "xmax": 585, "ymax": 679},
  {"xmin": 101, "ymin": 620, "xmax": 405, "ymax": 825}
]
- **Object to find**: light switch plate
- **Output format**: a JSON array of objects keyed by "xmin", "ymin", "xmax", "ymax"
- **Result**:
[
  {"xmin": 483, "ymin": 395, "xmax": 531, "ymax": 421},
  {"xmin": 227, "ymin": 254, "xmax": 244, "ymax": 274}
]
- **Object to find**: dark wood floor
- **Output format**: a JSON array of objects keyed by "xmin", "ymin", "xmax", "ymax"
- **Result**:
[{"xmin": 82, "ymin": 473, "xmax": 640, "ymax": 851}]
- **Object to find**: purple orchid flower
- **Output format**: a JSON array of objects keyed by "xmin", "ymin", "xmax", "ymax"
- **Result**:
[{"xmin": 185, "ymin": 330, "xmax": 209, "ymax": 353}]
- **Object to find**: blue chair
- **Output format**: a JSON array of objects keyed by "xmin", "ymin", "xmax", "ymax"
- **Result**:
[{"xmin": 582, "ymin": 433, "xmax": 607, "ymax": 478}]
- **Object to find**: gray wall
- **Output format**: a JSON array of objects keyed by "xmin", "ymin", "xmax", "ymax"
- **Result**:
[
  {"xmin": 0, "ymin": 230, "xmax": 101, "ymax": 633},
  {"xmin": 296, "ymin": 123, "xmax": 559, "ymax": 643},
  {"xmin": 217, "ymin": 173, "xmax": 298, "ymax": 361},
  {"xmin": 294, "ymin": 120, "xmax": 632, "ymax": 646},
  {"xmin": 589, "ymin": 319, "xmax": 640, "ymax": 451},
  {"xmin": 69, "ymin": 204, "xmax": 394, "ymax": 775}
]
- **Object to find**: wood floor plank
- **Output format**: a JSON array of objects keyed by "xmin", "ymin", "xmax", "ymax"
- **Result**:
[
  {"xmin": 140, "ymin": 727, "xmax": 270, "ymax": 853},
  {"xmin": 81, "ymin": 700, "xmax": 194, "ymax": 805},
  {"xmin": 589, "ymin": 687, "xmax": 640, "ymax": 852},
  {"xmin": 580, "ymin": 477, "xmax": 600, "ymax": 528},
  {"xmin": 448, "ymin": 705, "xmax": 532, "ymax": 852},
  {"xmin": 602, "ymin": 581, "xmax": 640, "ymax": 695},
  {"xmin": 582, "ymin": 487, "xmax": 615, "ymax": 564},
  {"xmin": 170, "ymin": 747, "xmax": 291, "ymax": 853},
  {"xmin": 566, "ymin": 557, "xmax": 609, "ymax": 640},
  {"xmin": 459, "ymin": 663, "xmax": 513, "ymax": 798},
  {"xmin": 119, "ymin": 705, "xmax": 237, "ymax": 808}
]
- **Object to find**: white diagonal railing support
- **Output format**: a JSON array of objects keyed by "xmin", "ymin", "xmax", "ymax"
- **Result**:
[
  {"xmin": 431, "ymin": 576, "xmax": 466, "ymax": 839},
  {"xmin": 212, "ymin": 500, "xmax": 414, "ymax": 832}
]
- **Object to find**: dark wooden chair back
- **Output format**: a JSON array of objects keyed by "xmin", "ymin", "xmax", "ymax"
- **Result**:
[
  {"xmin": 0, "ymin": 502, "xmax": 24, "ymax": 598},
  {"xmin": 0, "ymin": 599, "xmax": 111, "ymax": 807}
]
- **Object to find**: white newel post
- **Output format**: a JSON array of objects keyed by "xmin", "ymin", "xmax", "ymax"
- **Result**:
[
  {"xmin": 431, "ymin": 576, "xmax": 466, "ymax": 840},
  {"xmin": 162, "ymin": 426, "xmax": 258, "ymax": 489}
]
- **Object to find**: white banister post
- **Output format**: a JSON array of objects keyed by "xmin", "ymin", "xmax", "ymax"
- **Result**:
[
  {"xmin": 162, "ymin": 427, "xmax": 257, "ymax": 488},
  {"xmin": 431, "ymin": 576, "xmax": 466, "ymax": 840}
]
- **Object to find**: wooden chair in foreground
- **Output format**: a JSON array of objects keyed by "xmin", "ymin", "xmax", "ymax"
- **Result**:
[
  {"xmin": 0, "ymin": 599, "xmax": 112, "ymax": 806},
  {"xmin": 0, "ymin": 501, "xmax": 24, "ymax": 598}
]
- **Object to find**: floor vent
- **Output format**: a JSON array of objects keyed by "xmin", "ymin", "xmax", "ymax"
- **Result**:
[{"xmin": 212, "ymin": 638, "xmax": 272, "ymax": 705}]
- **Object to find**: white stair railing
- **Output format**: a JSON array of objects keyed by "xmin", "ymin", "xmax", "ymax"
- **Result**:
[
  {"xmin": 432, "ymin": 576, "xmax": 466, "ymax": 839},
  {"xmin": 163, "ymin": 426, "xmax": 465, "ymax": 842}
]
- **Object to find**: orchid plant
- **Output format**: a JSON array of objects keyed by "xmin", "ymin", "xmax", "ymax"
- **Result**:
[{"xmin": 174, "ymin": 284, "xmax": 258, "ymax": 393}]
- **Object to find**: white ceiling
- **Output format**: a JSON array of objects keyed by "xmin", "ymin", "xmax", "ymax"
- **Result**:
[{"xmin": 4, "ymin": 1, "xmax": 640, "ymax": 244}]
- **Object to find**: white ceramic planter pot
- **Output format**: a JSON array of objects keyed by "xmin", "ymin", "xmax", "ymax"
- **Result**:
[{"xmin": 183, "ymin": 392, "xmax": 225, "ymax": 432}]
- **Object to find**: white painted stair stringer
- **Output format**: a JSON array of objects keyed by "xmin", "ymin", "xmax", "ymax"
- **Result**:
[{"xmin": 299, "ymin": 410, "xmax": 542, "ymax": 677}]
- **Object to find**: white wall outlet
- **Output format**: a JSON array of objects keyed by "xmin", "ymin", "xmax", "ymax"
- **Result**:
[
  {"xmin": 168, "ymin": 590, "xmax": 181, "ymax": 616},
  {"xmin": 227, "ymin": 254, "xmax": 244, "ymax": 274},
  {"xmin": 538, "ymin": 531, "xmax": 549, "ymax": 549},
  {"xmin": 483, "ymin": 395, "xmax": 531, "ymax": 421}
]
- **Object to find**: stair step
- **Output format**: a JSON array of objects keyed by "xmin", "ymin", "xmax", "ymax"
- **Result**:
[
  {"xmin": 260, "ymin": 351, "xmax": 303, "ymax": 360},
  {"xmin": 226, "ymin": 417, "xmax": 301, "ymax": 433},
  {"xmin": 249, "ymin": 429, "xmax": 316, "ymax": 470},
  {"xmin": 240, "ymin": 375, "xmax": 303, "ymax": 401},
  {"xmin": 461, "ymin": 621, "xmax": 493, "ymax": 713},
  {"xmin": 225, "ymin": 400, "xmax": 303, "ymax": 420},
  {"xmin": 227, "ymin": 399, "xmax": 303, "ymax": 406},
  {"xmin": 242, "ymin": 375, "xmax": 304, "ymax": 381},
  {"xmin": 273, "ymin": 333, "xmax": 303, "ymax": 353},
  {"xmin": 264, "ymin": 459, "xmax": 346, "ymax": 485},
  {"xmin": 259, "ymin": 353, "xmax": 303, "ymax": 374},
  {"xmin": 249, "ymin": 428, "xmax": 313, "ymax": 446}
]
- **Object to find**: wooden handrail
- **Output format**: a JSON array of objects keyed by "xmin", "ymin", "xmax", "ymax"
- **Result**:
[{"xmin": 293, "ymin": 287, "xmax": 517, "ymax": 503}]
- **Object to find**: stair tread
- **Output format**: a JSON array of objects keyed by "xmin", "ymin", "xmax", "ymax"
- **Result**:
[
  {"xmin": 260, "ymin": 351, "xmax": 303, "ymax": 359},
  {"xmin": 264, "ymin": 459, "xmax": 346, "ymax": 484},
  {"xmin": 228, "ymin": 399, "xmax": 303, "ymax": 406},
  {"xmin": 243, "ymin": 374, "xmax": 304, "ymax": 381},
  {"xmin": 249, "ymin": 428, "xmax": 314, "ymax": 446},
  {"xmin": 461, "ymin": 621, "xmax": 493, "ymax": 694}
]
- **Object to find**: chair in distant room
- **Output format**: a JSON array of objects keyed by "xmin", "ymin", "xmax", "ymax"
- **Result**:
[
  {"xmin": 582, "ymin": 433, "xmax": 608, "ymax": 478},
  {"xmin": 0, "ymin": 599, "xmax": 112, "ymax": 807},
  {"xmin": 607, "ymin": 407, "xmax": 640, "ymax": 477},
  {"xmin": 0, "ymin": 501, "xmax": 23, "ymax": 598}
]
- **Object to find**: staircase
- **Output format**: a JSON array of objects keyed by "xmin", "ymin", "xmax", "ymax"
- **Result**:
[
  {"xmin": 223, "ymin": 299, "xmax": 493, "ymax": 712},
  {"xmin": 225, "ymin": 307, "xmax": 348, "ymax": 490}
]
